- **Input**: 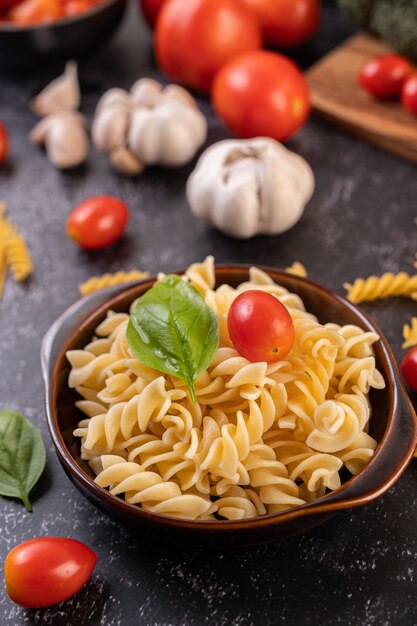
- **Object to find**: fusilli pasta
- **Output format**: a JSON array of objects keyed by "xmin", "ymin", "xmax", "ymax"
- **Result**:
[
  {"xmin": 402, "ymin": 318, "xmax": 417, "ymax": 349},
  {"xmin": 79, "ymin": 270, "xmax": 150, "ymax": 296},
  {"xmin": 344, "ymin": 272, "xmax": 417, "ymax": 304},
  {"xmin": 285, "ymin": 262, "xmax": 307, "ymax": 278},
  {"xmin": 69, "ymin": 258, "xmax": 385, "ymax": 520}
]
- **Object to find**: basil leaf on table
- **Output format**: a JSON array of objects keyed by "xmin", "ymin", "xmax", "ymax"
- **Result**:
[
  {"xmin": 127, "ymin": 274, "xmax": 219, "ymax": 403},
  {"xmin": 0, "ymin": 410, "xmax": 46, "ymax": 511}
]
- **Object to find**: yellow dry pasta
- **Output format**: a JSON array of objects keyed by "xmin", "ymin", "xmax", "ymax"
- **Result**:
[
  {"xmin": 402, "ymin": 318, "xmax": 417, "ymax": 349},
  {"xmin": 79, "ymin": 270, "xmax": 150, "ymax": 296},
  {"xmin": 285, "ymin": 262, "xmax": 307, "ymax": 278},
  {"xmin": 0, "ymin": 203, "xmax": 9, "ymax": 300},
  {"xmin": 5, "ymin": 224, "xmax": 33, "ymax": 282},
  {"xmin": 344, "ymin": 272, "xmax": 417, "ymax": 304}
]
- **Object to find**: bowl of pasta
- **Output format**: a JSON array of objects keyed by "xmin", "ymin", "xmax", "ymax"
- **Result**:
[{"xmin": 41, "ymin": 258, "xmax": 417, "ymax": 547}]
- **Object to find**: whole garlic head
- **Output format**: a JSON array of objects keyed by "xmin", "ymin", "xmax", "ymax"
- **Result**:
[
  {"xmin": 186, "ymin": 138, "xmax": 314, "ymax": 239},
  {"xmin": 92, "ymin": 78, "xmax": 207, "ymax": 174}
]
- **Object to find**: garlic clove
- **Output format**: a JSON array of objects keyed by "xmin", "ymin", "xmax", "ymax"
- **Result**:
[
  {"xmin": 130, "ymin": 78, "xmax": 163, "ymax": 107},
  {"xmin": 162, "ymin": 84, "xmax": 198, "ymax": 109},
  {"xmin": 109, "ymin": 147, "xmax": 145, "ymax": 176},
  {"xmin": 30, "ymin": 111, "xmax": 89, "ymax": 169},
  {"xmin": 30, "ymin": 61, "xmax": 80, "ymax": 117},
  {"xmin": 92, "ymin": 104, "xmax": 131, "ymax": 154},
  {"xmin": 95, "ymin": 88, "xmax": 133, "ymax": 114}
]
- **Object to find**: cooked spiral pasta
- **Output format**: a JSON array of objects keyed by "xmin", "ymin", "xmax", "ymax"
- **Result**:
[
  {"xmin": 79, "ymin": 270, "xmax": 150, "ymax": 296},
  {"xmin": 344, "ymin": 272, "xmax": 417, "ymax": 304},
  {"xmin": 70, "ymin": 257, "xmax": 385, "ymax": 520}
]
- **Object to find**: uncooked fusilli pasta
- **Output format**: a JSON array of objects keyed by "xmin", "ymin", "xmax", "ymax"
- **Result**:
[
  {"xmin": 69, "ymin": 257, "xmax": 385, "ymax": 520},
  {"xmin": 79, "ymin": 270, "xmax": 150, "ymax": 296},
  {"xmin": 344, "ymin": 272, "xmax": 417, "ymax": 304},
  {"xmin": 285, "ymin": 262, "xmax": 307, "ymax": 278},
  {"xmin": 0, "ymin": 202, "xmax": 33, "ymax": 299},
  {"xmin": 403, "ymin": 318, "xmax": 417, "ymax": 349}
]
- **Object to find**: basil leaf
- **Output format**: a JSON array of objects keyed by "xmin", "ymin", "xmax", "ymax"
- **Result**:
[
  {"xmin": 0, "ymin": 410, "xmax": 46, "ymax": 511},
  {"xmin": 127, "ymin": 274, "xmax": 219, "ymax": 403}
]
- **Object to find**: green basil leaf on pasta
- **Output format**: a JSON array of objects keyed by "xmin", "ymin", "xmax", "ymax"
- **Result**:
[
  {"xmin": 0, "ymin": 410, "xmax": 46, "ymax": 511},
  {"xmin": 127, "ymin": 274, "xmax": 219, "ymax": 403}
]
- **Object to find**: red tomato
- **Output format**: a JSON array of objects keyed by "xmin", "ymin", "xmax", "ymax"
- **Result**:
[
  {"xmin": 212, "ymin": 50, "xmax": 310, "ymax": 141},
  {"xmin": 67, "ymin": 196, "xmax": 129, "ymax": 251},
  {"xmin": 358, "ymin": 55, "xmax": 412, "ymax": 100},
  {"xmin": 4, "ymin": 537, "xmax": 97, "ymax": 608},
  {"xmin": 227, "ymin": 290, "xmax": 295, "ymax": 362},
  {"xmin": 401, "ymin": 347, "xmax": 417, "ymax": 392},
  {"xmin": 402, "ymin": 72, "xmax": 417, "ymax": 115},
  {"xmin": 8, "ymin": 0, "xmax": 63, "ymax": 24},
  {"xmin": 140, "ymin": 0, "xmax": 165, "ymax": 28},
  {"xmin": 0, "ymin": 122, "xmax": 8, "ymax": 164},
  {"xmin": 239, "ymin": 0, "xmax": 320, "ymax": 48},
  {"xmin": 155, "ymin": 0, "xmax": 262, "ymax": 93}
]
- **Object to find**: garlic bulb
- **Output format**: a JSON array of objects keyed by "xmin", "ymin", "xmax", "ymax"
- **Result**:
[
  {"xmin": 30, "ymin": 61, "xmax": 81, "ymax": 117},
  {"xmin": 186, "ymin": 138, "xmax": 314, "ymax": 239},
  {"xmin": 30, "ymin": 111, "xmax": 89, "ymax": 169},
  {"xmin": 92, "ymin": 78, "xmax": 207, "ymax": 175}
]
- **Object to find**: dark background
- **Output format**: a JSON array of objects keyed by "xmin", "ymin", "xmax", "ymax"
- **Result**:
[{"xmin": 1, "ymin": 2, "xmax": 417, "ymax": 625}]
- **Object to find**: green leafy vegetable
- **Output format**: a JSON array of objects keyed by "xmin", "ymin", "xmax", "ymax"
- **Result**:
[
  {"xmin": 0, "ymin": 410, "xmax": 46, "ymax": 511},
  {"xmin": 127, "ymin": 274, "xmax": 219, "ymax": 403}
]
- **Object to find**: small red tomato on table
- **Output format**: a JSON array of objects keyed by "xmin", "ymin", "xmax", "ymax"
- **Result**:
[
  {"xmin": 358, "ymin": 54, "xmax": 412, "ymax": 99},
  {"xmin": 227, "ymin": 290, "xmax": 295, "ymax": 363},
  {"xmin": 155, "ymin": 0, "xmax": 262, "ymax": 93},
  {"xmin": 401, "ymin": 347, "xmax": 417, "ymax": 392},
  {"xmin": 402, "ymin": 72, "xmax": 417, "ymax": 115},
  {"xmin": 239, "ymin": 0, "xmax": 321, "ymax": 48},
  {"xmin": 0, "ymin": 122, "xmax": 8, "ymax": 164},
  {"xmin": 67, "ymin": 196, "xmax": 129, "ymax": 251},
  {"xmin": 212, "ymin": 50, "xmax": 310, "ymax": 141},
  {"xmin": 4, "ymin": 537, "xmax": 97, "ymax": 608}
]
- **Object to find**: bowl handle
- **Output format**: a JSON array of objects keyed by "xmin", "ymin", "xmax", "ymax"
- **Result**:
[{"xmin": 311, "ymin": 373, "xmax": 417, "ymax": 512}]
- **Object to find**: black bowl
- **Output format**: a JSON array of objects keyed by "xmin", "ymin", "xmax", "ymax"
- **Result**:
[{"xmin": 0, "ymin": 0, "xmax": 127, "ymax": 69}]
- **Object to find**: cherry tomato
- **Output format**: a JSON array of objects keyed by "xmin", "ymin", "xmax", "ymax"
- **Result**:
[
  {"xmin": 4, "ymin": 537, "xmax": 97, "ymax": 608},
  {"xmin": 227, "ymin": 290, "xmax": 295, "ymax": 362},
  {"xmin": 139, "ymin": 0, "xmax": 165, "ymax": 28},
  {"xmin": 239, "ymin": 0, "xmax": 320, "ymax": 48},
  {"xmin": 402, "ymin": 72, "xmax": 417, "ymax": 115},
  {"xmin": 8, "ymin": 0, "xmax": 63, "ymax": 25},
  {"xmin": 67, "ymin": 196, "xmax": 129, "ymax": 251},
  {"xmin": 155, "ymin": 0, "xmax": 262, "ymax": 93},
  {"xmin": 212, "ymin": 50, "xmax": 310, "ymax": 141},
  {"xmin": 401, "ymin": 347, "xmax": 417, "ymax": 392},
  {"xmin": 358, "ymin": 54, "xmax": 412, "ymax": 100},
  {"xmin": 0, "ymin": 122, "xmax": 8, "ymax": 164}
]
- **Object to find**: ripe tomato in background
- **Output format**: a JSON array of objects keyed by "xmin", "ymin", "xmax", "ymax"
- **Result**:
[
  {"xmin": 239, "ymin": 0, "xmax": 320, "ymax": 48},
  {"xmin": 358, "ymin": 55, "xmax": 412, "ymax": 99},
  {"xmin": 67, "ymin": 196, "xmax": 129, "ymax": 251},
  {"xmin": 0, "ymin": 122, "xmax": 8, "ymax": 164},
  {"xmin": 212, "ymin": 50, "xmax": 310, "ymax": 141},
  {"xmin": 8, "ymin": 0, "xmax": 62, "ymax": 25},
  {"xmin": 402, "ymin": 72, "xmax": 417, "ymax": 115},
  {"xmin": 227, "ymin": 290, "xmax": 295, "ymax": 363},
  {"xmin": 4, "ymin": 537, "xmax": 98, "ymax": 608},
  {"xmin": 140, "ymin": 0, "xmax": 165, "ymax": 28},
  {"xmin": 401, "ymin": 347, "xmax": 417, "ymax": 392},
  {"xmin": 155, "ymin": 0, "xmax": 262, "ymax": 93}
]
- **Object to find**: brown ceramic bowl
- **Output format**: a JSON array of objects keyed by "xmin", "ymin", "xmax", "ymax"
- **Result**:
[{"xmin": 41, "ymin": 266, "xmax": 417, "ymax": 547}]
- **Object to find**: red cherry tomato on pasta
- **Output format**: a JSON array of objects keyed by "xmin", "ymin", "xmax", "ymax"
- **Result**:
[
  {"xmin": 139, "ymin": 0, "xmax": 165, "ymax": 27},
  {"xmin": 401, "ymin": 347, "xmax": 417, "ymax": 392},
  {"xmin": 67, "ymin": 196, "xmax": 129, "ymax": 251},
  {"xmin": 227, "ymin": 290, "xmax": 295, "ymax": 362},
  {"xmin": 155, "ymin": 0, "xmax": 262, "ymax": 93},
  {"xmin": 402, "ymin": 72, "xmax": 417, "ymax": 115},
  {"xmin": 0, "ymin": 122, "xmax": 8, "ymax": 164},
  {"xmin": 239, "ymin": 0, "xmax": 320, "ymax": 48},
  {"xmin": 212, "ymin": 50, "xmax": 310, "ymax": 141},
  {"xmin": 358, "ymin": 55, "xmax": 412, "ymax": 99},
  {"xmin": 4, "ymin": 537, "xmax": 98, "ymax": 608}
]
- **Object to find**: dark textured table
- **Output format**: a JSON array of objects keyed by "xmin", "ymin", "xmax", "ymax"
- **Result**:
[{"xmin": 1, "ymin": 3, "xmax": 417, "ymax": 625}]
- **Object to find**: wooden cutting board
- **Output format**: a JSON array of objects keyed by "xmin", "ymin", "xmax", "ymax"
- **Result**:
[{"xmin": 306, "ymin": 32, "xmax": 417, "ymax": 163}]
